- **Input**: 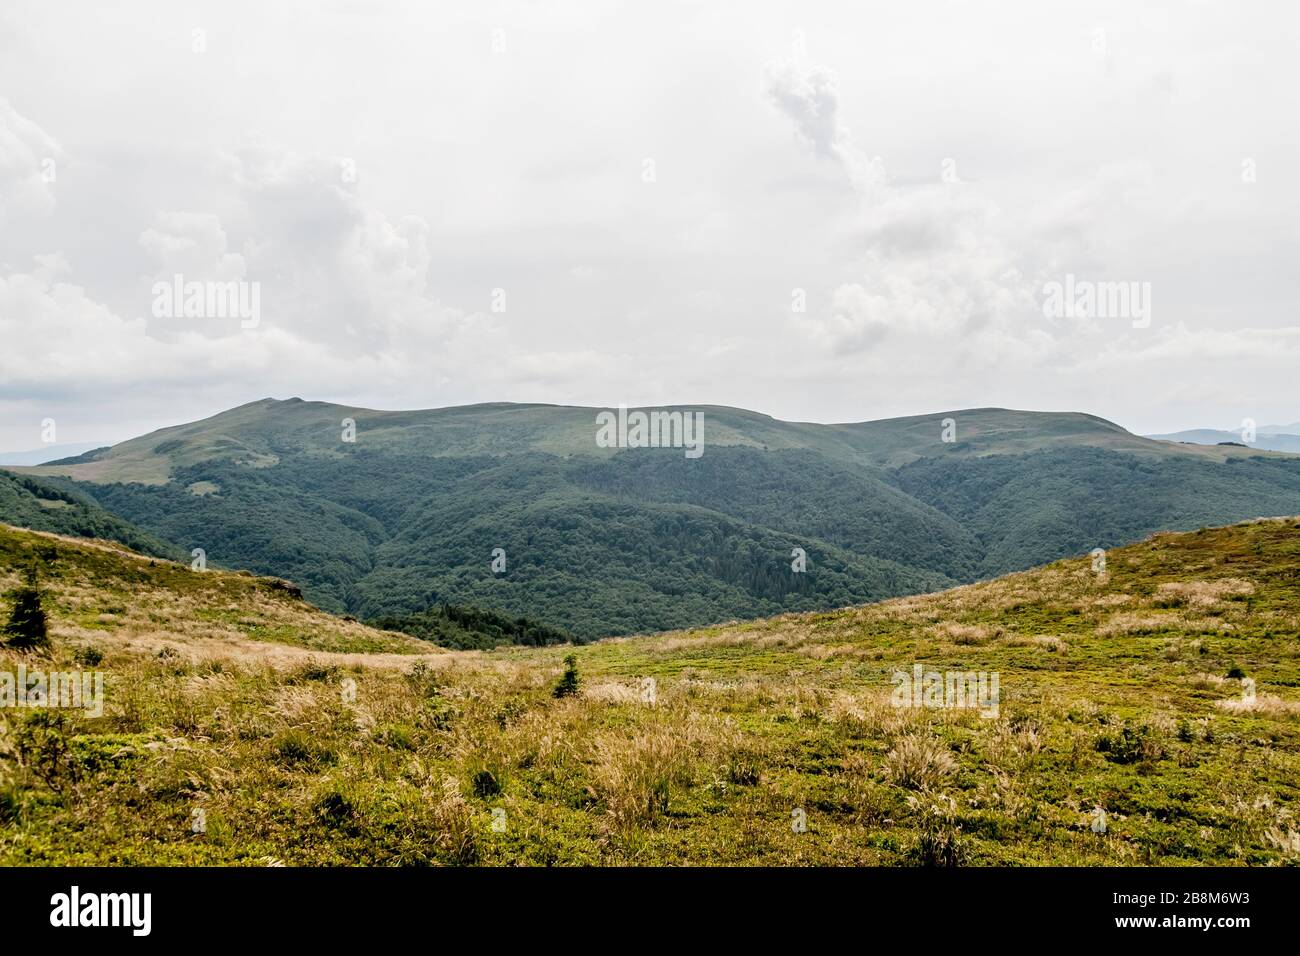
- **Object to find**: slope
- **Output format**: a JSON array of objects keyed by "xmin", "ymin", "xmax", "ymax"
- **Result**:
[
  {"xmin": 0, "ymin": 470, "xmax": 181, "ymax": 561},
  {"xmin": 2, "ymin": 517, "xmax": 1297, "ymax": 865},
  {"xmin": 0, "ymin": 522, "xmax": 430, "ymax": 657}
]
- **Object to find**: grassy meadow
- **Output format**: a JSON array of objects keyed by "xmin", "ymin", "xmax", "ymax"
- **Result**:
[{"xmin": 1, "ymin": 517, "xmax": 1298, "ymax": 865}]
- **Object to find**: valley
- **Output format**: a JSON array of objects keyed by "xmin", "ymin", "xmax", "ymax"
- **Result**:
[{"xmin": 7, "ymin": 399, "xmax": 1300, "ymax": 641}]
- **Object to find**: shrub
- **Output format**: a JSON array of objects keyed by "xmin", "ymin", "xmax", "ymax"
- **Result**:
[
  {"xmin": 472, "ymin": 769, "xmax": 502, "ymax": 798},
  {"xmin": 0, "ymin": 782, "xmax": 32, "ymax": 826},
  {"xmin": 493, "ymin": 698, "xmax": 527, "ymax": 729},
  {"xmin": 313, "ymin": 789, "xmax": 357, "ymax": 830},
  {"xmin": 3, "ymin": 565, "xmax": 49, "ymax": 651},
  {"xmin": 271, "ymin": 730, "xmax": 336, "ymax": 771},
  {"xmin": 1095, "ymin": 722, "xmax": 1165, "ymax": 764},
  {"xmin": 911, "ymin": 797, "xmax": 968, "ymax": 867},
  {"xmin": 374, "ymin": 724, "xmax": 415, "ymax": 751},
  {"xmin": 73, "ymin": 646, "xmax": 104, "ymax": 667},
  {"xmin": 285, "ymin": 659, "xmax": 336, "ymax": 684},
  {"xmin": 263, "ymin": 578, "xmax": 303, "ymax": 600},
  {"xmin": 13, "ymin": 711, "xmax": 78, "ymax": 793},
  {"xmin": 553, "ymin": 654, "xmax": 581, "ymax": 699},
  {"xmin": 726, "ymin": 751, "xmax": 762, "ymax": 787}
]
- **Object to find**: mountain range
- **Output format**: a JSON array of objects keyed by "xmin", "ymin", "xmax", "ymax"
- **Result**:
[
  {"xmin": 5, "ymin": 398, "xmax": 1299, "ymax": 639},
  {"xmin": 1145, "ymin": 427, "xmax": 1300, "ymax": 454},
  {"xmin": 0, "ymin": 442, "xmax": 110, "ymax": 467}
]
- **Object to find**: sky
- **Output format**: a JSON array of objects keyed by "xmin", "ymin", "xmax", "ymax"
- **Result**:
[{"xmin": 1, "ymin": 0, "xmax": 1298, "ymax": 450}]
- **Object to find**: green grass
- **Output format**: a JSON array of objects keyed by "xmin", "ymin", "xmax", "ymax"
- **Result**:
[{"xmin": 1, "ymin": 518, "xmax": 1298, "ymax": 865}]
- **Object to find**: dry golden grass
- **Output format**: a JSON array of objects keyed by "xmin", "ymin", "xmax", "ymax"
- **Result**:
[
  {"xmin": 1096, "ymin": 611, "xmax": 1234, "ymax": 637},
  {"xmin": 884, "ymin": 733, "xmax": 957, "ymax": 790},
  {"xmin": 1155, "ymin": 578, "xmax": 1254, "ymax": 610},
  {"xmin": 591, "ymin": 727, "xmax": 693, "ymax": 837},
  {"xmin": 931, "ymin": 622, "xmax": 993, "ymax": 645},
  {"xmin": 1216, "ymin": 693, "xmax": 1300, "ymax": 716}
]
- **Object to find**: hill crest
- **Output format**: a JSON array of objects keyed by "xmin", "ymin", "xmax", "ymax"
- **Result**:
[{"xmin": 16, "ymin": 399, "xmax": 1267, "ymax": 486}]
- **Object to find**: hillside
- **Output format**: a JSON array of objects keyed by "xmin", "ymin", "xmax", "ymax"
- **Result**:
[
  {"xmin": 0, "ymin": 523, "xmax": 431, "ymax": 658},
  {"xmin": 11, "ymin": 399, "xmax": 1300, "ymax": 638},
  {"xmin": 2, "ymin": 517, "xmax": 1297, "ymax": 865},
  {"xmin": 0, "ymin": 470, "xmax": 181, "ymax": 561}
]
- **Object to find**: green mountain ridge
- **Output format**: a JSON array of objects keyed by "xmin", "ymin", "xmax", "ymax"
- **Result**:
[
  {"xmin": 8, "ymin": 399, "xmax": 1300, "ymax": 639},
  {"xmin": 21, "ymin": 398, "xmax": 1257, "ymax": 485}
]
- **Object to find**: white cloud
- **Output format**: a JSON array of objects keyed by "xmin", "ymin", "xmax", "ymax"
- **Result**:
[
  {"xmin": 0, "ymin": 97, "xmax": 61, "ymax": 222},
  {"xmin": 138, "ymin": 211, "xmax": 247, "ymax": 280},
  {"xmin": 767, "ymin": 64, "xmax": 1047, "ymax": 362},
  {"xmin": 761, "ymin": 59, "xmax": 884, "ymax": 190},
  {"xmin": 1, "ymin": 1, "xmax": 1299, "ymax": 444},
  {"xmin": 0, "ymin": 128, "xmax": 612, "ymax": 436}
]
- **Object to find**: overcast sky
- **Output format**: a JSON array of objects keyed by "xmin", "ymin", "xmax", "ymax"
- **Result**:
[{"xmin": 2, "ymin": 0, "xmax": 1298, "ymax": 449}]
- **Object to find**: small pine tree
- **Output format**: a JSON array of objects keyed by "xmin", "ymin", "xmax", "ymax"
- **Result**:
[
  {"xmin": 3, "ymin": 564, "xmax": 49, "ymax": 651},
  {"xmin": 552, "ymin": 653, "xmax": 580, "ymax": 698}
]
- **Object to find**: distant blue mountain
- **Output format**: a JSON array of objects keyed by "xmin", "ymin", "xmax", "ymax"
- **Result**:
[
  {"xmin": 1146, "ymin": 429, "xmax": 1300, "ymax": 453},
  {"xmin": 0, "ymin": 442, "xmax": 109, "ymax": 466},
  {"xmin": 1260, "ymin": 422, "xmax": 1300, "ymax": 435}
]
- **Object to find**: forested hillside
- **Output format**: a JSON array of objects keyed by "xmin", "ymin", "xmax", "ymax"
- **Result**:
[
  {"xmin": 8, "ymin": 399, "xmax": 1299, "ymax": 638},
  {"xmin": 0, "ymin": 470, "xmax": 180, "ymax": 560}
]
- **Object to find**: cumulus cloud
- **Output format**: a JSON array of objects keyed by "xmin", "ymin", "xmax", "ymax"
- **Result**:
[
  {"xmin": 766, "ymin": 59, "xmax": 1158, "ymax": 371},
  {"xmin": 138, "ymin": 211, "xmax": 247, "ymax": 281},
  {"xmin": 214, "ymin": 145, "xmax": 450, "ymax": 351},
  {"xmin": 1091, "ymin": 323, "xmax": 1300, "ymax": 367},
  {"xmin": 762, "ymin": 60, "xmax": 842, "ymax": 159},
  {"xmin": 124, "ymin": 143, "xmax": 517, "ymax": 366},
  {"xmin": 1, "ymin": 131, "xmax": 605, "ymax": 431},
  {"xmin": 761, "ymin": 60, "xmax": 883, "ymax": 190},
  {"xmin": 765, "ymin": 60, "xmax": 1044, "ymax": 358},
  {"xmin": 0, "ymin": 97, "xmax": 62, "ymax": 222}
]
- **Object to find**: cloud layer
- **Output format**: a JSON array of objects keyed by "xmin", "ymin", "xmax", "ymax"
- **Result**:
[{"xmin": 1, "ymin": 1, "xmax": 1297, "ymax": 447}]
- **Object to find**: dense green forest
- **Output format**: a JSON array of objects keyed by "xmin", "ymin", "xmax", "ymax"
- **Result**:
[
  {"xmin": 369, "ymin": 602, "xmax": 576, "ymax": 650},
  {"xmin": 59, "ymin": 449, "xmax": 953, "ymax": 637},
  {"xmin": 0, "ymin": 470, "xmax": 180, "ymax": 559},
  {"xmin": 894, "ymin": 448, "xmax": 1300, "ymax": 575},
  {"xmin": 6, "ymin": 400, "xmax": 1299, "ymax": 639}
]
